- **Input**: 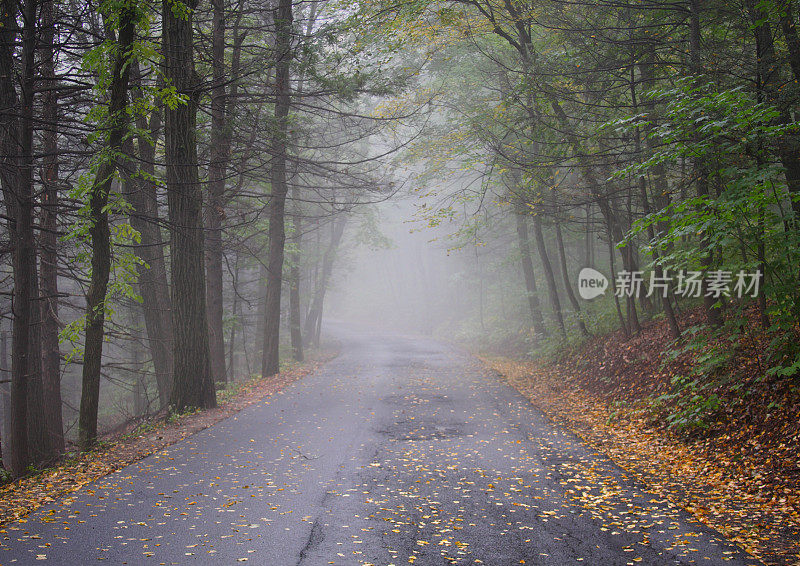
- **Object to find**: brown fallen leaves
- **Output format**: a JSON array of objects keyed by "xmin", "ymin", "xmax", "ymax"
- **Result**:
[
  {"xmin": 483, "ymin": 315, "xmax": 800, "ymax": 565},
  {"xmin": 0, "ymin": 350, "xmax": 336, "ymax": 528}
]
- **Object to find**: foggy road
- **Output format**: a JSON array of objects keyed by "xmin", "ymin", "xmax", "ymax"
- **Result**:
[{"xmin": 0, "ymin": 326, "xmax": 759, "ymax": 566}]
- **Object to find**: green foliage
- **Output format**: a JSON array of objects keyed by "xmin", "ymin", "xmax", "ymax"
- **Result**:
[
  {"xmin": 613, "ymin": 78, "xmax": 800, "ymax": 380},
  {"xmin": 765, "ymin": 352, "xmax": 800, "ymax": 380},
  {"xmin": 608, "ymin": 80, "xmax": 789, "ymax": 176},
  {"xmin": 59, "ymin": 216, "xmax": 144, "ymax": 361},
  {"xmin": 651, "ymin": 374, "xmax": 721, "ymax": 435},
  {"xmin": 647, "ymin": 326, "xmax": 740, "ymax": 435},
  {"xmin": 353, "ymin": 208, "xmax": 394, "ymax": 250},
  {"xmin": 166, "ymin": 405, "xmax": 199, "ymax": 424},
  {"xmin": 129, "ymin": 418, "xmax": 160, "ymax": 437},
  {"xmin": 165, "ymin": 0, "xmax": 191, "ymax": 20},
  {"xmin": 60, "ymin": 0, "xmax": 161, "ymax": 359}
]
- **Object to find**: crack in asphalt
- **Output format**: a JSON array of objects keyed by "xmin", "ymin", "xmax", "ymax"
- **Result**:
[{"xmin": 297, "ymin": 519, "xmax": 325, "ymax": 565}]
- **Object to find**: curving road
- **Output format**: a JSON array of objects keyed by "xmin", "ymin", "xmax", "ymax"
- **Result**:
[{"xmin": 1, "ymin": 325, "xmax": 759, "ymax": 565}]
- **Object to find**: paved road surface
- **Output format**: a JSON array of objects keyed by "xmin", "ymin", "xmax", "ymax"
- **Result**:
[{"xmin": 0, "ymin": 325, "xmax": 759, "ymax": 565}]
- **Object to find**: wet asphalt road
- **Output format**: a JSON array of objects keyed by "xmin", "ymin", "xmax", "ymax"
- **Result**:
[{"xmin": 1, "ymin": 325, "xmax": 759, "ymax": 565}]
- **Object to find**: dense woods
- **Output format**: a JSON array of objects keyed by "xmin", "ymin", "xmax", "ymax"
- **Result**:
[
  {"xmin": 0, "ymin": 0, "xmax": 394, "ymax": 477},
  {"xmin": 1, "ymin": 0, "xmax": 800, "ymax": 490},
  {"xmin": 339, "ymin": 0, "xmax": 800, "ymax": 452}
]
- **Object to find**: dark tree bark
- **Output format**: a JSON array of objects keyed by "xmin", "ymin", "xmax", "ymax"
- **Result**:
[
  {"xmin": 126, "ymin": 69, "xmax": 174, "ymax": 407},
  {"xmin": 768, "ymin": 0, "xmax": 800, "ymax": 223},
  {"xmin": 514, "ymin": 211, "xmax": 547, "ymax": 338},
  {"xmin": 79, "ymin": 4, "xmax": 137, "ymax": 449},
  {"xmin": 747, "ymin": 0, "xmax": 800, "ymax": 306},
  {"xmin": 39, "ymin": 0, "xmax": 64, "ymax": 457},
  {"xmin": 164, "ymin": 0, "xmax": 217, "ymax": 410},
  {"xmin": 1, "ymin": 0, "xmax": 37, "ymax": 476},
  {"xmin": 1, "ymin": 331, "xmax": 10, "ymax": 471},
  {"xmin": 261, "ymin": 0, "xmax": 294, "ymax": 378},
  {"xmin": 26, "ymin": 251, "xmax": 50, "ymax": 464},
  {"xmin": 554, "ymin": 221, "xmax": 589, "ymax": 336},
  {"xmin": 688, "ymin": 0, "xmax": 721, "ymax": 327},
  {"xmin": 0, "ymin": 0, "xmax": 26, "ymax": 476},
  {"xmin": 526, "ymin": 214, "xmax": 565, "ymax": 338},
  {"xmin": 0, "ymin": 0, "xmax": 20, "ymax": 216},
  {"xmin": 584, "ymin": 205, "xmax": 592, "ymax": 267},
  {"xmin": 745, "ymin": 1, "xmax": 774, "ymax": 329},
  {"xmin": 607, "ymin": 232, "xmax": 630, "ymax": 337},
  {"xmin": 0, "ymin": 0, "xmax": 54, "ymax": 470},
  {"xmin": 205, "ymin": 0, "xmax": 230, "ymax": 386}
]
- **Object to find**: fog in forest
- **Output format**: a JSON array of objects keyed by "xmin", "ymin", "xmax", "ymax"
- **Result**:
[
  {"xmin": 328, "ymin": 200, "xmax": 455, "ymax": 335},
  {"xmin": 2, "ymin": 1, "xmax": 800, "ymax": 560}
]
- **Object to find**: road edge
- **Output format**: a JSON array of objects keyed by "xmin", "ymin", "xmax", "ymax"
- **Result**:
[{"xmin": 0, "ymin": 349, "xmax": 339, "ymax": 528}]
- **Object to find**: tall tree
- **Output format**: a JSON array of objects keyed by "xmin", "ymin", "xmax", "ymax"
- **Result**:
[
  {"xmin": 39, "ymin": 0, "xmax": 64, "ymax": 456},
  {"xmin": 1, "ymin": 0, "xmax": 37, "ymax": 476},
  {"xmin": 78, "ymin": 0, "xmax": 138, "ymax": 449},
  {"xmin": 261, "ymin": 0, "xmax": 294, "ymax": 377},
  {"xmin": 125, "ymin": 66, "xmax": 174, "ymax": 407},
  {"xmin": 514, "ymin": 210, "xmax": 547, "ymax": 338},
  {"xmin": 687, "ymin": 0, "xmax": 721, "ymax": 327},
  {"xmin": 288, "ymin": 189, "xmax": 304, "ymax": 361},
  {"xmin": 205, "ymin": 0, "xmax": 230, "ymax": 386},
  {"xmin": 164, "ymin": 0, "xmax": 217, "ymax": 409}
]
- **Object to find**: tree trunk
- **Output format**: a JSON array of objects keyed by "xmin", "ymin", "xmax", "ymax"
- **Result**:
[
  {"xmin": 164, "ymin": 0, "xmax": 217, "ymax": 410},
  {"xmin": 27, "ymin": 254, "xmax": 51, "ymax": 464},
  {"xmin": 584, "ymin": 204, "xmax": 592, "ymax": 267},
  {"xmin": 304, "ymin": 217, "xmax": 347, "ymax": 344},
  {"xmin": 255, "ymin": 262, "xmax": 267, "ymax": 362},
  {"xmin": 688, "ymin": 0, "xmax": 722, "ymax": 327},
  {"xmin": 554, "ymin": 220, "xmax": 589, "ymax": 336},
  {"xmin": 289, "ymin": 191, "xmax": 304, "ymax": 362},
  {"xmin": 514, "ymin": 212, "xmax": 547, "ymax": 338},
  {"xmin": 773, "ymin": 0, "xmax": 800, "ymax": 223},
  {"xmin": 0, "ymin": 0, "xmax": 18, "ymax": 216},
  {"xmin": 1, "ymin": 330, "xmax": 10, "ymax": 471},
  {"xmin": 748, "ymin": 0, "xmax": 800, "ymax": 316},
  {"xmin": 742, "ymin": 0, "xmax": 774, "ymax": 329},
  {"xmin": 531, "ymin": 215, "xmax": 566, "ymax": 338},
  {"xmin": 0, "ymin": 0, "xmax": 27, "ymax": 476},
  {"xmin": 127, "ymin": 67, "xmax": 174, "ymax": 408},
  {"xmin": 592, "ymin": 187, "xmax": 642, "ymax": 334},
  {"xmin": 228, "ymin": 253, "xmax": 239, "ymax": 380},
  {"xmin": 122, "ymin": 142, "xmax": 173, "ymax": 408},
  {"xmin": 607, "ymin": 232, "xmax": 630, "ymax": 337},
  {"xmin": 131, "ymin": 308, "xmax": 146, "ymax": 416},
  {"xmin": 39, "ymin": 0, "xmax": 64, "ymax": 457},
  {"xmin": 547, "ymin": 89, "xmax": 642, "ymax": 335},
  {"xmin": 4, "ymin": 0, "xmax": 37, "ymax": 476},
  {"xmin": 261, "ymin": 0, "xmax": 294, "ymax": 378},
  {"xmin": 79, "ymin": 4, "xmax": 137, "ymax": 449},
  {"xmin": 205, "ymin": 0, "xmax": 230, "ymax": 386}
]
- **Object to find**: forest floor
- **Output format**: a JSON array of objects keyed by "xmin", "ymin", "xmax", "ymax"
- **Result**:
[
  {"xmin": 0, "ymin": 347, "xmax": 338, "ymax": 529},
  {"xmin": 483, "ymin": 308, "xmax": 800, "ymax": 565}
]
